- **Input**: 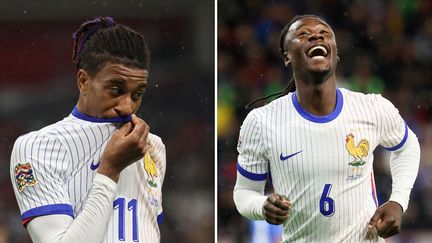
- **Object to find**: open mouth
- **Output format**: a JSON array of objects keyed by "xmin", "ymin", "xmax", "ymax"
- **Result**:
[{"xmin": 306, "ymin": 45, "xmax": 328, "ymax": 59}]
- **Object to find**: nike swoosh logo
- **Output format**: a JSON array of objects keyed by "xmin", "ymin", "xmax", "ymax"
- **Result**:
[
  {"xmin": 280, "ymin": 151, "xmax": 302, "ymax": 161},
  {"xmin": 90, "ymin": 160, "xmax": 100, "ymax": 170}
]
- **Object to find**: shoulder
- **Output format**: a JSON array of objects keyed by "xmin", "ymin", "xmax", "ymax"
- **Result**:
[
  {"xmin": 244, "ymin": 94, "xmax": 291, "ymax": 123},
  {"xmin": 147, "ymin": 132, "xmax": 166, "ymax": 160},
  {"xmin": 30, "ymin": 116, "xmax": 79, "ymax": 138},
  {"xmin": 147, "ymin": 133, "xmax": 166, "ymax": 172},
  {"xmin": 12, "ymin": 118, "xmax": 78, "ymax": 156},
  {"xmin": 13, "ymin": 130, "xmax": 56, "ymax": 151},
  {"xmin": 340, "ymin": 88, "xmax": 393, "ymax": 109},
  {"xmin": 11, "ymin": 130, "xmax": 67, "ymax": 171},
  {"xmin": 262, "ymin": 94, "xmax": 291, "ymax": 113},
  {"xmin": 148, "ymin": 133, "xmax": 165, "ymax": 148}
]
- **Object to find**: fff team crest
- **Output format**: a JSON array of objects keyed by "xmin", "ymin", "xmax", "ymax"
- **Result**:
[
  {"xmin": 345, "ymin": 133, "xmax": 369, "ymax": 180},
  {"xmin": 15, "ymin": 162, "xmax": 38, "ymax": 192},
  {"xmin": 144, "ymin": 144, "xmax": 159, "ymax": 188}
]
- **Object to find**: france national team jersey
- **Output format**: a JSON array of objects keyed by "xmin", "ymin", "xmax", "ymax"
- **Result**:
[
  {"xmin": 10, "ymin": 108, "xmax": 166, "ymax": 243},
  {"xmin": 237, "ymin": 88, "xmax": 408, "ymax": 242}
]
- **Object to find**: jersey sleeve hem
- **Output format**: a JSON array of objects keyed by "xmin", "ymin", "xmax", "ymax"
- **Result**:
[
  {"xmin": 157, "ymin": 212, "xmax": 164, "ymax": 224},
  {"xmin": 21, "ymin": 203, "xmax": 74, "ymax": 224},
  {"xmin": 383, "ymin": 123, "xmax": 408, "ymax": 151},
  {"xmin": 237, "ymin": 163, "xmax": 268, "ymax": 181}
]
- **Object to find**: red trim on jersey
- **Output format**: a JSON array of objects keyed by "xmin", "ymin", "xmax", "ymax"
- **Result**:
[
  {"xmin": 22, "ymin": 217, "xmax": 34, "ymax": 227},
  {"xmin": 371, "ymin": 172, "xmax": 378, "ymax": 208}
]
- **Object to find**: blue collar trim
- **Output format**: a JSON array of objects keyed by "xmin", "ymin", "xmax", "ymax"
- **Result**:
[
  {"xmin": 71, "ymin": 106, "xmax": 132, "ymax": 123},
  {"xmin": 292, "ymin": 89, "xmax": 343, "ymax": 123}
]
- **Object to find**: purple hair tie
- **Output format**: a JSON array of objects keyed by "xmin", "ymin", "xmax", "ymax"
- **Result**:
[{"xmin": 73, "ymin": 17, "xmax": 117, "ymax": 67}]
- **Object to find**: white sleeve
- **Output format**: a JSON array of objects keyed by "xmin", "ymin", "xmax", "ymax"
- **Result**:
[
  {"xmin": 10, "ymin": 134, "xmax": 74, "ymax": 223},
  {"xmin": 374, "ymin": 95, "xmax": 421, "ymax": 212},
  {"xmin": 27, "ymin": 173, "xmax": 117, "ymax": 243},
  {"xmin": 237, "ymin": 109, "xmax": 269, "ymax": 181},
  {"xmin": 388, "ymin": 128, "xmax": 420, "ymax": 212},
  {"xmin": 233, "ymin": 172, "xmax": 267, "ymax": 220},
  {"xmin": 377, "ymin": 95, "xmax": 407, "ymax": 150}
]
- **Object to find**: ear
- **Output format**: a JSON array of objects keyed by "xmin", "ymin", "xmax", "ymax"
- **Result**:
[
  {"xmin": 336, "ymin": 48, "xmax": 340, "ymax": 62},
  {"xmin": 283, "ymin": 52, "xmax": 291, "ymax": 67},
  {"xmin": 76, "ymin": 69, "xmax": 90, "ymax": 95}
]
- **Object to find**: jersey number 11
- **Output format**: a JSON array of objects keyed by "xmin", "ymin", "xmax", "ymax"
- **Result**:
[{"xmin": 114, "ymin": 197, "xmax": 139, "ymax": 242}]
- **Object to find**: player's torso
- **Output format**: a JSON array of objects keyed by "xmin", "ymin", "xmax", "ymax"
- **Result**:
[
  {"xmin": 51, "ymin": 118, "xmax": 163, "ymax": 243},
  {"xmin": 104, "ymin": 136, "xmax": 164, "ymax": 243},
  {"xmin": 259, "ymin": 90, "xmax": 384, "ymax": 242}
]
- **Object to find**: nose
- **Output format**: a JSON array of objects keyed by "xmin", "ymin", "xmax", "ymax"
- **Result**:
[
  {"xmin": 308, "ymin": 32, "xmax": 324, "ymax": 42},
  {"xmin": 114, "ymin": 96, "xmax": 133, "ymax": 116}
]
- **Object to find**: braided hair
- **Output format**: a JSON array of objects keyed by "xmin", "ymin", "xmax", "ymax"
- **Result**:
[
  {"xmin": 72, "ymin": 16, "xmax": 150, "ymax": 77},
  {"xmin": 246, "ymin": 14, "xmax": 327, "ymax": 109}
]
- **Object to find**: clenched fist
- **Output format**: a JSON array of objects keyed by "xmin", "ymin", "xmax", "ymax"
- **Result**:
[
  {"xmin": 263, "ymin": 193, "xmax": 292, "ymax": 225},
  {"xmin": 366, "ymin": 201, "xmax": 403, "ymax": 240},
  {"xmin": 98, "ymin": 114, "xmax": 150, "ymax": 182}
]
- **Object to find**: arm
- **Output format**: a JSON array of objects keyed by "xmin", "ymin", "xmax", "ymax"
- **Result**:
[
  {"xmin": 27, "ymin": 174, "xmax": 116, "ymax": 243},
  {"xmin": 234, "ymin": 173, "xmax": 292, "ymax": 224},
  {"xmin": 388, "ymin": 127, "xmax": 420, "ymax": 211},
  {"xmin": 368, "ymin": 128, "xmax": 420, "ymax": 238},
  {"xmin": 368, "ymin": 95, "xmax": 421, "ymax": 238},
  {"xmin": 233, "ymin": 172, "xmax": 267, "ymax": 220},
  {"xmin": 233, "ymin": 110, "xmax": 291, "ymax": 224}
]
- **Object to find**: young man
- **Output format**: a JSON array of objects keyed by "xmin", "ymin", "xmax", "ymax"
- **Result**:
[
  {"xmin": 233, "ymin": 15, "xmax": 420, "ymax": 242},
  {"xmin": 10, "ymin": 17, "xmax": 165, "ymax": 243}
]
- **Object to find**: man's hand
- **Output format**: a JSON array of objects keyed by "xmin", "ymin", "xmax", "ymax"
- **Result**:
[
  {"xmin": 98, "ymin": 114, "xmax": 149, "ymax": 182},
  {"xmin": 367, "ymin": 201, "xmax": 403, "ymax": 239},
  {"xmin": 263, "ymin": 193, "xmax": 292, "ymax": 225}
]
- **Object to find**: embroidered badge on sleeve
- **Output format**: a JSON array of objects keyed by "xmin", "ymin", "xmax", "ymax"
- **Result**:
[{"xmin": 15, "ymin": 162, "xmax": 38, "ymax": 192}]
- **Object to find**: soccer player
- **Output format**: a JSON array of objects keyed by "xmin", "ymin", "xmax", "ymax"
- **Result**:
[
  {"xmin": 233, "ymin": 15, "xmax": 420, "ymax": 242},
  {"xmin": 10, "ymin": 17, "xmax": 165, "ymax": 243}
]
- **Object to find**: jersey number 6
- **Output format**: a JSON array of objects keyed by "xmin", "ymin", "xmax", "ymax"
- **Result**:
[{"xmin": 320, "ymin": 184, "xmax": 335, "ymax": 217}]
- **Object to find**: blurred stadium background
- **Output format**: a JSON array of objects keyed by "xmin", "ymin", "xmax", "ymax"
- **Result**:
[
  {"xmin": 0, "ymin": 1, "xmax": 214, "ymax": 243},
  {"xmin": 218, "ymin": 0, "xmax": 432, "ymax": 242}
]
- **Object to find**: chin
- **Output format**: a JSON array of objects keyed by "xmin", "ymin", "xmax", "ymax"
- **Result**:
[{"xmin": 309, "ymin": 65, "xmax": 331, "ymax": 76}]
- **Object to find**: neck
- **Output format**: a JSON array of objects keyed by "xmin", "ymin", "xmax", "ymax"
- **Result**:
[
  {"xmin": 76, "ymin": 98, "xmax": 86, "ymax": 115},
  {"xmin": 294, "ymin": 74, "xmax": 337, "ymax": 116}
]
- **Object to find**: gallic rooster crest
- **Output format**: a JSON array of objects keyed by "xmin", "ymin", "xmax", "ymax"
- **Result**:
[
  {"xmin": 345, "ymin": 133, "xmax": 369, "ymax": 166},
  {"xmin": 144, "ymin": 147, "xmax": 158, "ymax": 188}
]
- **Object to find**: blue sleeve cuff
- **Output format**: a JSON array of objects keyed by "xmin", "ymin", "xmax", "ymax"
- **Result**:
[
  {"xmin": 384, "ymin": 123, "xmax": 408, "ymax": 151},
  {"xmin": 157, "ymin": 212, "xmax": 164, "ymax": 224},
  {"xmin": 21, "ymin": 204, "xmax": 74, "ymax": 222},
  {"xmin": 237, "ymin": 163, "xmax": 268, "ymax": 181}
]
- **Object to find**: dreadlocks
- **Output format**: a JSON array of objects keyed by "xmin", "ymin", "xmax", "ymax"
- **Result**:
[
  {"xmin": 72, "ymin": 16, "xmax": 150, "ymax": 77},
  {"xmin": 246, "ymin": 14, "xmax": 328, "ymax": 109}
]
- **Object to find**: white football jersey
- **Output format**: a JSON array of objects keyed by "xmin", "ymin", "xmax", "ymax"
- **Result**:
[
  {"xmin": 11, "ymin": 108, "xmax": 166, "ymax": 243},
  {"xmin": 237, "ymin": 88, "xmax": 408, "ymax": 242}
]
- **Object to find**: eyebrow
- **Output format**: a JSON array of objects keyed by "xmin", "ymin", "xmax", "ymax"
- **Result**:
[
  {"xmin": 107, "ymin": 79, "xmax": 126, "ymax": 86},
  {"xmin": 107, "ymin": 79, "xmax": 147, "ymax": 89}
]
